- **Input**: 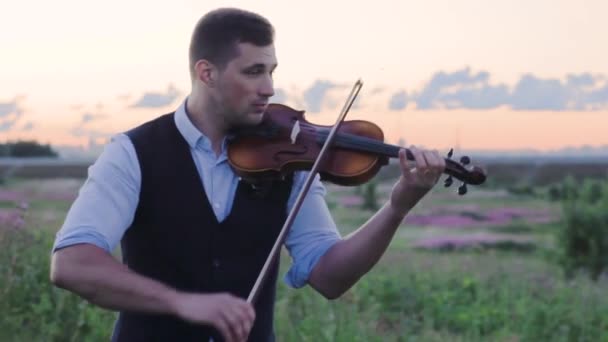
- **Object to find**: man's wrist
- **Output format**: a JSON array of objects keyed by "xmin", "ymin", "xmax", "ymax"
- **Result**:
[
  {"xmin": 387, "ymin": 199, "xmax": 410, "ymax": 222},
  {"xmin": 164, "ymin": 288, "xmax": 183, "ymax": 317}
]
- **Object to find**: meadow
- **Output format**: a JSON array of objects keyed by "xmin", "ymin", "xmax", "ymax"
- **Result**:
[{"xmin": 1, "ymin": 160, "xmax": 607, "ymax": 341}]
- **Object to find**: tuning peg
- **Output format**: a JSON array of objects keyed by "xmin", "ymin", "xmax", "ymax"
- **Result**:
[
  {"xmin": 447, "ymin": 148, "xmax": 454, "ymax": 159},
  {"xmin": 444, "ymin": 175, "xmax": 453, "ymax": 187},
  {"xmin": 459, "ymin": 155, "xmax": 471, "ymax": 165},
  {"xmin": 458, "ymin": 183, "xmax": 468, "ymax": 195}
]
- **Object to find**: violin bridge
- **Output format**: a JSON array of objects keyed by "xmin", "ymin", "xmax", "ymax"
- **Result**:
[{"xmin": 290, "ymin": 120, "xmax": 301, "ymax": 144}]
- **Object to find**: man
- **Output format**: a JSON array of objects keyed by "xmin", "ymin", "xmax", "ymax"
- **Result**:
[{"xmin": 50, "ymin": 7, "xmax": 445, "ymax": 342}]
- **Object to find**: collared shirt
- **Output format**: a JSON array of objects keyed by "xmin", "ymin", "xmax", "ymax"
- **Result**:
[{"xmin": 53, "ymin": 98, "xmax": 341, "ymax": 288}]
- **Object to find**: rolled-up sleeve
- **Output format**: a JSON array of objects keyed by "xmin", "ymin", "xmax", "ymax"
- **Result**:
[
  {"xmin": 52, "ymin": 134, "xmax": 141, "ymax": 254},
  {"xmin": 283, "ymin": 172, "xmax": 341, "ymax": 288}
]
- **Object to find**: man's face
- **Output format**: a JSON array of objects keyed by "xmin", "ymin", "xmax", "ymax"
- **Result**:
[{"xmin": 214, "ymin": 42, "xmax": 277, "ymax": 127}]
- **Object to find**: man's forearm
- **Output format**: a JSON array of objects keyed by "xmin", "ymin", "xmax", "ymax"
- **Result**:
[
  {"xmin": 308, "ymin": 200, "xmax": 409, "ymax": 299},
  {"xmin": 50, "ymin": 244, "xmax": 179, "ymax": 315}
]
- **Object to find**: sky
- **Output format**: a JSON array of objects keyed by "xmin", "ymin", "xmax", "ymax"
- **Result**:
[{"xmin": 1, "ymin": 0, "xmax": 607, "ymax": 154}]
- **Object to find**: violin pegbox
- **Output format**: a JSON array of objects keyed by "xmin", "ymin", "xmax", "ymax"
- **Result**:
[{"xmin": 443, "ymin": 148, "xmax": 486, "ymax": 195}]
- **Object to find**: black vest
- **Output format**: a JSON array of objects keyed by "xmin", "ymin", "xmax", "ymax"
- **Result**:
[{"xmin": 112, "ymin": 113, "xmax": 293, "ymax": 342}]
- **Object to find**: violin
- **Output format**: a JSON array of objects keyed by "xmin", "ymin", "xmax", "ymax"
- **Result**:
[{"xmin": 227, "ymin": 103, "xmax": 486, "ymax": 195}]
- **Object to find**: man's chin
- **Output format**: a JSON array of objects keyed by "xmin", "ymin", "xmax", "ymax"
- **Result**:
[
  {"xmin": 231, "ymin": 113, "xmax": 264, "ymax": 129},
  {"xmin": 247, "ymin": 110, "xmax": 265, "ymax": 124}
]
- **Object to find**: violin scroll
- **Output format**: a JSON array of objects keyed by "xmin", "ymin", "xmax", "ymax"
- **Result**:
[{"xmin": 439, "ymin": 148, "xmax": 486, "ymax": 195}]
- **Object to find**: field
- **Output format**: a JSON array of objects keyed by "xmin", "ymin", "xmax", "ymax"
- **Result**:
[{"xmin": 1, "ymin": 160, "xmax": 607, "ymax": 341}]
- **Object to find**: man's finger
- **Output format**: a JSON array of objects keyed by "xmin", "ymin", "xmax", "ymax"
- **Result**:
[
  {"xmin": 411, "ymin": 146, "xmax": 428, "ymax": 171},
  {"xmin": 214, "ymin": 315, "xmax": 234, "ymax": 342},
  {"xmin": 234, "ymin": 307, "xmax": 252, "ymax": 341}
]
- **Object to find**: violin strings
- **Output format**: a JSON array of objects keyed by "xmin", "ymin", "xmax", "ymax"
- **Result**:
[
  {"xmin": 262, "ymin": 121, "xmax": 461, "ymax": 178},
  {"xmin": 293, "ymin": 122, "xmax": 461, "ymax": 175},
  {"xmin": 317, "ymin": 130, "xmax": 400, "ymax": 157},
  {"xmin": 292, "ymin": 122, "xmax": 398, "ymax": 155}
]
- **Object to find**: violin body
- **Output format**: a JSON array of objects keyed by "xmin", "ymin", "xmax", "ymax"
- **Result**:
[{"xmin": 228, "ymin": 103, "xmax": 389, "ymax": 186}]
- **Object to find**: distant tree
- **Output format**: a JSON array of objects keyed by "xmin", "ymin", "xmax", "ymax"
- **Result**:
[
  {"xmin": 556, "ymin": 178, "xmax": 608, "ymax": 281},
  {"xmin": 0, "ymin": 144, "xmax": 9, "ymax": 157},
  {"xmin": 0, "ymin": 140, "xmax": 58, "ymax": 157},
  {"xmin": 361, "ymin": 180, "xmax": 379, "ymax": 211}
]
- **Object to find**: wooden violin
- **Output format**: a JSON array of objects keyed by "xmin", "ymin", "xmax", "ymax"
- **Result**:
[{"xmin": 227, "ymin": 103, "xmax": 486, "ymax": 195}]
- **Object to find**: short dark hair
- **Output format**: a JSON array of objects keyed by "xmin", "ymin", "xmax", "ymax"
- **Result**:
[{"xmin": 189, "ymin": 8, "xmax": 274, "ymax": 79}]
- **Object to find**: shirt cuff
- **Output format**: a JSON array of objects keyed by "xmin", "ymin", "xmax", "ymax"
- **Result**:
[
  {"xmin": 52, "ymin": 229, "xmax": 112, "ymax": 253},
  {"xmin": 283, "ymin": 237, "xmax": 339, "ymax": 288}
]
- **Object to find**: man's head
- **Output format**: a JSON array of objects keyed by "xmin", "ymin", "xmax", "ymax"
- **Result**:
[
  {"xmin": 189, "ymin": 8, "xmax": 274, "ymax": 77},
  {"xmin": 189, "ymin": 8, "xmax": 277, "ymax": 126}
]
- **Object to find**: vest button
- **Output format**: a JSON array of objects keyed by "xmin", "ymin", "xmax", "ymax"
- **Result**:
[{"xmin": 212, "ymin": 259, "xmax": 220, "ymax": 268}]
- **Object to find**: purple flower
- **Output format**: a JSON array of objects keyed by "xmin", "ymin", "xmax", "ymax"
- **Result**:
[
  {"xmin": 403, "ymin": 206, "xmax": 558, "ymax": 228},
  {"xmin": 0, "ymin": 209, "xmax": 24, "ymax": 229},
  {"xmin": 405, "ymin": 214, "xmax": 479, "ymax": 228},
  {"xmin": 337, "ymin": 195, "xmax": 363, "ymax": 207},
  {"xmin": 17, "ymin": 201, "xmax": 29, "ymax": 211},
  {"xmin": 413, "ymin": 233, "xmax": 532, "ymax": 250},
  {"xmin": 38, "ymin": 191, "xmax": 77, "ymax": 201},
  {"xmin": 0, "ymin": 190, "xmax": 26, "ymax": 202}
]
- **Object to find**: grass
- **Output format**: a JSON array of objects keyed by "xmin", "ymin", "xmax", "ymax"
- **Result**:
[{"xmin": 1, "ymin": 178, "xmax": 608, "ymax": 341}]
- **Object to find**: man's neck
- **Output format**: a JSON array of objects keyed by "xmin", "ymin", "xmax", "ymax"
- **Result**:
[{"xmin": 186, "ymin": 93, "xmax": 226, "ymax": 156}]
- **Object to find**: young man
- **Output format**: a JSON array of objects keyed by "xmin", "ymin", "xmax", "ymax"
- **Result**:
[{"xmin": 50, "ymin": 7, "xmax": 445, "ymax": 342}]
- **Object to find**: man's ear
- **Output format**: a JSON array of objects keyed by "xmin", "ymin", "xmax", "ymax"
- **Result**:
[{"xmin": 194, "ymin": 59, "xmax": 217, "ymax": 87}]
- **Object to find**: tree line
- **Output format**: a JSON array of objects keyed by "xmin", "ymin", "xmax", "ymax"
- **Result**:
[{"xmin": 0, "ymin": 140, "xmax": 58, "ymax": 157}]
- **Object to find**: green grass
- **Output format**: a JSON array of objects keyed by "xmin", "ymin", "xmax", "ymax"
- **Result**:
[{"xmin": 2, "ymin": 178, "xmax": 608, "ymax": 341}]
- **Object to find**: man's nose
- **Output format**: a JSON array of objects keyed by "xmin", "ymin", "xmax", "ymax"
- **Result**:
[{"xmin": 259, "ymin": 75, "xmax": 274, "ymax": 98}]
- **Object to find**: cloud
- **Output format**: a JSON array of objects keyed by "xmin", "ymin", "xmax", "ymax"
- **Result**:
[
  {"xmin": 70, "ymin": 104, "xmax": 85, "ymax": 111},
  {"xmin": 117, "ymin": 93, "xmax": 132, "ymax": 102},
  {"xmin": 388, "ymin": 91, "xmax": 408, "ymax": 111},
  {"xmin": 81, "ymin": 112, "xmax": 107, "ymax": 124},
  {"xmin": 566, "ymin": 73, "xmax": 595, "ymax": 87},
  {"xmin": 405, "ymin": 67, "xmax": 608, "ymax": 111},
  {"xmin": 510, "ymin": 75, "xmax": 569, "ymax": 110},
  {"xmin": 303, "ymin": 80, "xmax": 339, "ymax": 113},
  {"xmin": 583, "ymin": 82, "xmax": 608, "ymax": 110},
  {"xmin": 21, "ymin": 122, "xmax": 34, "ymax": 131},
  {"xmin": 71, "ymin": 114, "xmax": 111, "ymax": 140},
  {"xmin": 269, "ymin": 88, "xmax": 287, "ymax": 104},
  {"xmin": 351, "ymin": 85, "xmax": 384, "ymax": 111},
  {"xmin": 412, "ymin": 67, "xmax": 510, "ymax": 109},
  {"xmin": 0, "ymin": 98, "xmax": 24, "ymax": 132},
  {"xmin": 69, "ymin": 126, "xmax": 112, "ymax": 140},
  {"xmin": 130, "ymin": 84, "xmax": 181, "ymax": 108},
  {"xmin": 69, "ymin": 108, "xmax": 111, "ymax": 142},
  {"xmin": 563, "ymin": 73, "xmax": 608, "ymax": 110},
  {"xmin": 371, "ymin": 87, "xmax": 385, "ymax": 95},
  {"xmin": 0, "ymin": 102, "xmax": 19, "ymax": 118}
]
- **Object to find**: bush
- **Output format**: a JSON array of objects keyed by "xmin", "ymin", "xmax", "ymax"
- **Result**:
[
  {"xmin": 361, "ymin": 181, "xmax": 379, "ymax": 211},
  {"xmin": 556, "ymin": 178, "xmax": 608, "ymax": 281},
  {"xmin": 0, "ymin": 140, "xmax": 58, "ymax": 157},
  {"xmin": 0, "ymin": 224, "xmax": 116, "ymax": 341},
  {"xmin": 547, "ymin": 184, "xmax": 561, "ymax": 201},
  {"xmin": 506, "ymin": 184, "xmax": 537, "ymax": 196}
]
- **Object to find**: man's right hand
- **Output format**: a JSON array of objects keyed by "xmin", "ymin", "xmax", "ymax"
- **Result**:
[
  {"xmin": 51, "ymin": 245, "xmax": 256, "ymax": 341},
  {"xmin": 171, "ymin": 292, "xmax": 256, "ymax": 342}
]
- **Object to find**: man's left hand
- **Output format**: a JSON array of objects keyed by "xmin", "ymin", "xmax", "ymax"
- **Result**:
[{"xmin": 389, "ymin": 146, "xmax": 445, "ymax": 213}]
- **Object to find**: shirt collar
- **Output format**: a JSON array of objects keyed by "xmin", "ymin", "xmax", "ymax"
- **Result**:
[
  {"xmin": 174, "ymin": 97, "xmax": 209, "ymax": 150},
  {"xmin": 174, "ymin": 97, "xmax": 227, "ymax": 155}
]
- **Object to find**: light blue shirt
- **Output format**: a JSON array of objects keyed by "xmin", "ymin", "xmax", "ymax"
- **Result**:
[{"xmin": 53, "ymin": 98, "xmax": 342, "ymax": 288}]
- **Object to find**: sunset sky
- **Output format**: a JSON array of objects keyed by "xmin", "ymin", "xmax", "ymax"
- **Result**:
[{"xmin": 1, "ymin": 0, "xmax": 607, "ymax": 154}]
